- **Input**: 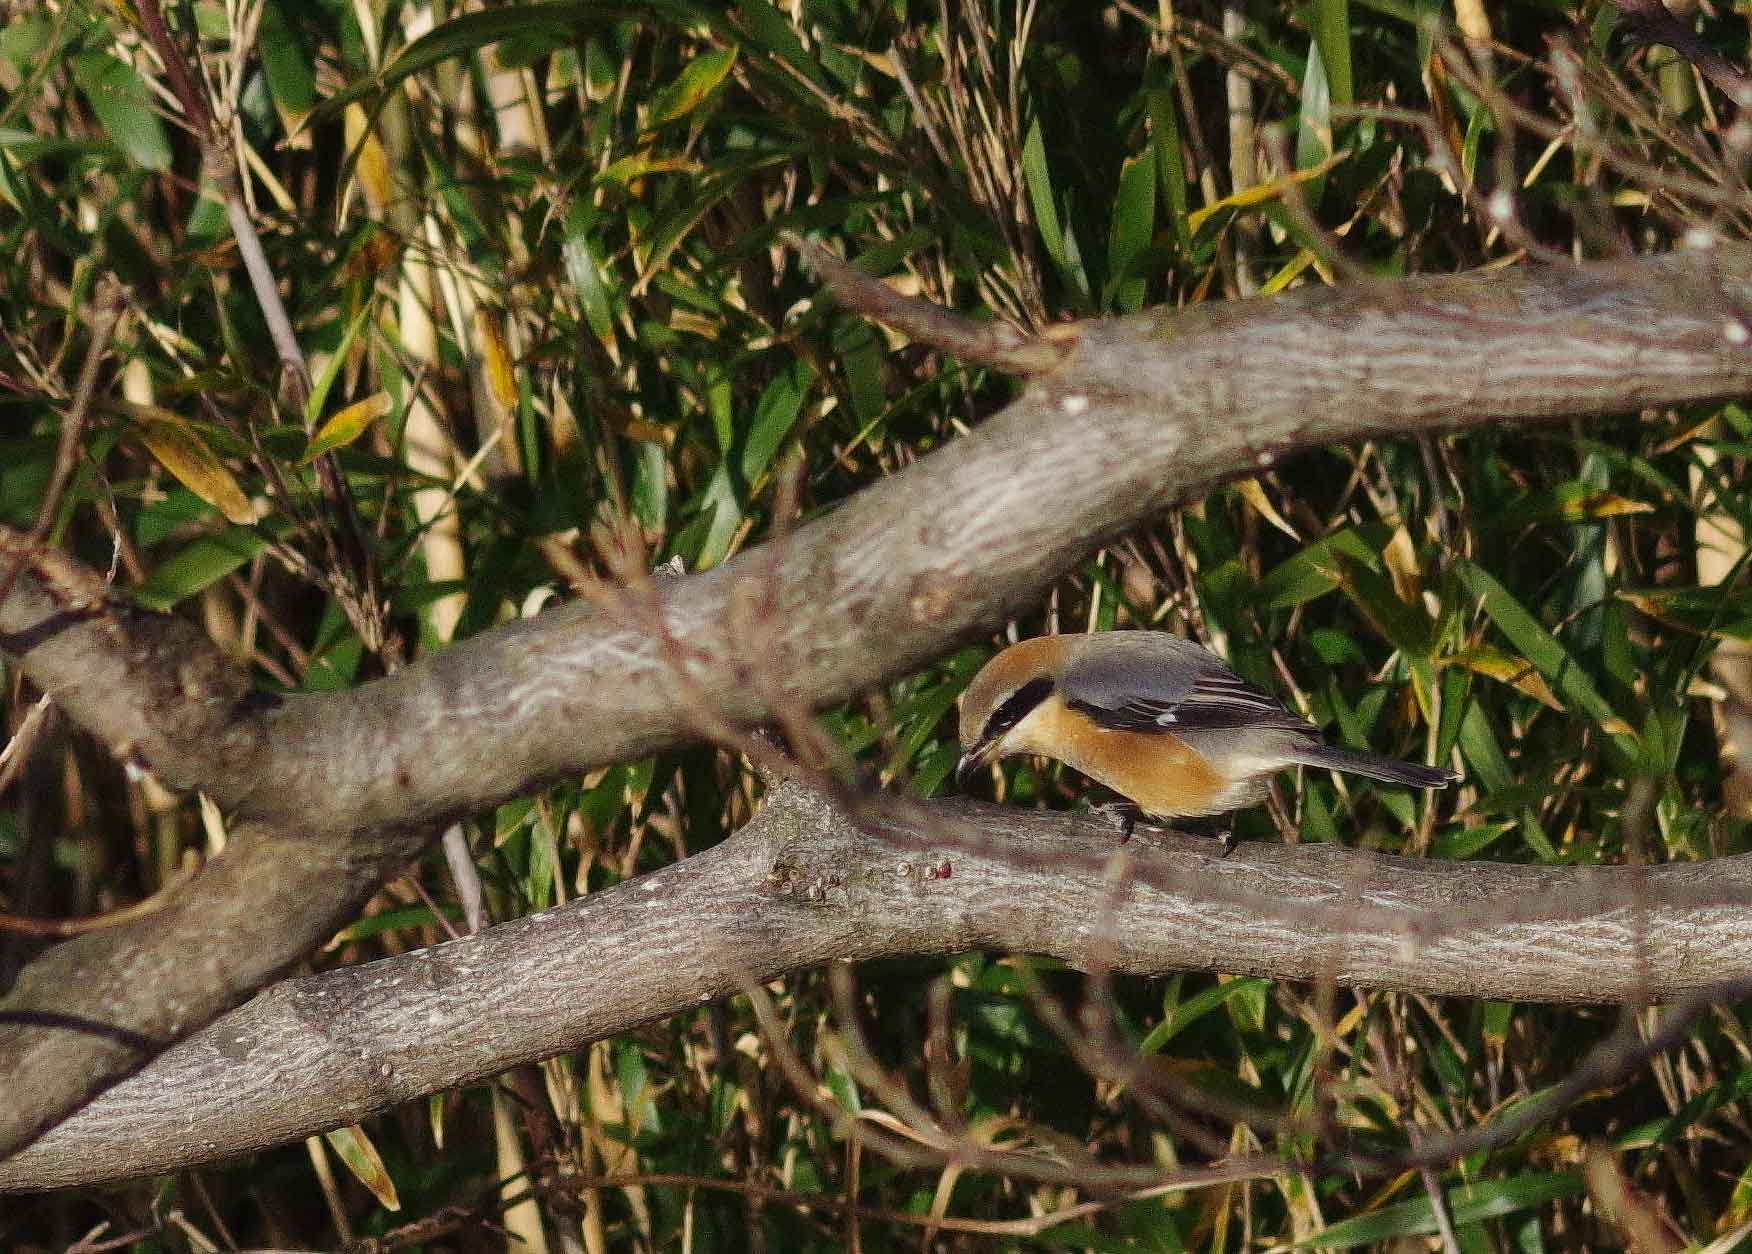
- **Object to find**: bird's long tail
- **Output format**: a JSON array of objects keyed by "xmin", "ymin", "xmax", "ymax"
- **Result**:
[{"xmin": 1291, "ymin": 744, "xmax": 1458, "ymax": 789}]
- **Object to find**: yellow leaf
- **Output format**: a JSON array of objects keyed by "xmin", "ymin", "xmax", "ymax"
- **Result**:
[
  {"xmin": 1381, "ymin": 524, "xmax": 1423, "ymax": 609},
  {"xmin": 597, "ymin": 152, "xmax": 703, "ymax": 186},
  {"xmin": 1555, "ymin": 491, "xmax": 1653, "ymax": 522},
  {"xmin": 1444, "ymin": 646, "xmax": 1564, "ymax": 711},
  {"xmin": 1187, "ymin": 149, "xmax": 1350, "ymax": 234},
  {"xmin": 343, "ymin": 104, "xmax": 394, "ymax": 217},
  {"xmin": 304, "ymin": 391, "xmax": 393, "ymax": 462},
  {"xmin": 669, "ymin": 309, "xmax": 719, "ymax": 340},
  {"xmin": 834, "ymin": 44, "xmax": 896, "ymax": 77},
  {"xmin": 324, "ymin": 1124, "xmax": 401, "ymax": 1210},
  {"xmin": 1258, "ymin": 248, "xmax": 1319, "ymax": 296},
  {"xmin": 474, "ymin": 310, "xmax": 517, "ymax": 411},
  {"xmin": 132, "ymin": 406, "xmax": 254, "ymax": 525},
  {"xmin": 1234, "ymin": 477, "xmax": 1299, "ymax": 540}
]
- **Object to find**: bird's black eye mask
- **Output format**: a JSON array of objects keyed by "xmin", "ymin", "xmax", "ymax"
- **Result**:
[{"xmin": 982, "ymin": 676, "xmax": 1055, "ymax": 743}]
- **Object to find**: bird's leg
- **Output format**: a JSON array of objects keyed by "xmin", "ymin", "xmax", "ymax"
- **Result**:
[
  {"xmin": 1085, "ymin": 796, "xmax": 1144, "ymax": 843},
  {"xmin": 1173, "ymin": 813, "xmax": 1239, "ymax": 855}
]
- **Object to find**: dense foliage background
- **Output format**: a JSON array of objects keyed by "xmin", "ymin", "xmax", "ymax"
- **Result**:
[{"xmin": 6, "ymin": 0, "xmax": 1752, "ymax": 1247}]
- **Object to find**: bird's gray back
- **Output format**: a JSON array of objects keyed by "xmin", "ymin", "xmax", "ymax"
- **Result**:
[{"xmin": 1062, "ymin": 633, "xmax": 1221, "ymax": 711}]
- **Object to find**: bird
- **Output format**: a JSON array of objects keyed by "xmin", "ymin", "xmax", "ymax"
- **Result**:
[{"xmin": 954, "ymin": 631, "xmax": 1458, "ymax": 851}]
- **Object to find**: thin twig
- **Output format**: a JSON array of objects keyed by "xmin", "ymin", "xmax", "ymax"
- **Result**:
[
  {"xmin": 0, "ymin": 280, "xmax": 126, "ymax": 611},
  {"xmin": 790, "ymin": 234, "xmax": 1071, "ymax": 374}
]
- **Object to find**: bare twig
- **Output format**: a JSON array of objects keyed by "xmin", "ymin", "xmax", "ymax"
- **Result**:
[
  {"xmin": 1616, "ymin": 0, "xmax": 1752, "ymax": 110},
  {"xmin": 0, "ymin": 280, "xmax": 126, "ymax": 612},
  {"xmin": 790, "ymin": 234, "xmax": 1070, "ymax": 374}
]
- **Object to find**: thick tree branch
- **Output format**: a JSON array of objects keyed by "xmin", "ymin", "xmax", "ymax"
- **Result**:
[
  {"xmin": 0, "ymin": 530, "xmax": 257, "ymax": 790},
  {"xmin": 7, "ymin": 244, "xmax": 1752, "ymax": 1163},
  {"xmin": 2, "ymin": 781, "xmax": 1748, "ymax": 1193}
]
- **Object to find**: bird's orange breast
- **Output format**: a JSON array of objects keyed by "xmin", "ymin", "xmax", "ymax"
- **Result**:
[{"xmin": 1025, "ymin": 700, "xmax": 1229, "ymax": 818}]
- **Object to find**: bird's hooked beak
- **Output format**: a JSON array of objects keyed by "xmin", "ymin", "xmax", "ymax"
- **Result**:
[{"xmin": 955, "ymin": 738, "xmax": 1000, "ymax": 790}]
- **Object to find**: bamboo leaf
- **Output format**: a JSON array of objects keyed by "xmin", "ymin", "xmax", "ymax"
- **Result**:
[
  {"xmin": 304, "ymin": 391, "xmax": 393, "ymax": 462},
  {"xmin": 71, "ymin": 52, "xmax": 171, "ymax": 171},
  {"xmin": 647, "ymin": 45, "xmax": 738, "ymax": 130},
  {"xmin": 1445, "ymin": 645, "xmax": 1564, "ymax": 710},
  {"xmin": 1298, "ymin": 1171, "xmax": 1581, "ymax": 1247},
  {"xmin": 304, "ymin": 306, "xmax": 372, "ymax": 428},
  {"xmin": 1188, "ymin": 149, "xmax": 1349, "ymax": 234},
  {"xmin": 134, "ymin": 527, "xmax": 270, "ymax": 610},
  {"xmin": 324, "ymin": 1124, "xmax": 401, "ymax": 1210},
  {"xmin": 130, "ymin": 407, "xmax": 254, "ymax": 525},
  {"xmin": 1103, "ymin": 154, "xmax": 1155, "ymax": 313},
  {"xmin": 1455, "ymin": 560, "xmax": 1639, "ymax": 759}
]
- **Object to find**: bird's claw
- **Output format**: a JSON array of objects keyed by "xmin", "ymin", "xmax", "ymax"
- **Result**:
[{"xmin": 1088, "ymin": 799, "xmax": 1144, "ymax": 843}]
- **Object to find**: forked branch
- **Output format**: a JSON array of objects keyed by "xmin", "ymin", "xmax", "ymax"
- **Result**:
[{"xmin": 6, "ymin": 244, "xmax": 1752, "ymax": 1167}]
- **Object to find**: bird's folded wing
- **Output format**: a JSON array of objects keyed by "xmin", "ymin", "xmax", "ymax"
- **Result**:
[{"xmin": 1068, "ymin": 668, "xmax": 1315, "ymax": 735}]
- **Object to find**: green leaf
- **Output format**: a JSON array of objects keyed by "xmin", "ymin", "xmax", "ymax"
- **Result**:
[
  {"xmin": 496, "ymin": 28, "xmax": 572, "ymax": 68},
  {"xmin": 1255, "ymin": 525, "xmax": 1388, "ymax": 609},
  {"xmin": 1303, "ymin": 1171, "xmax": 1582, "ymax": 1248},
  {"xmin": 1104, "ymin": 154, "xmax": 1155, "ymax": 314},
  {"xmin": 634, "ymin": 148, "xmax": 800, "ymax": 294},
  {"xmin": 303, "ymin": 306, "xmax": 372, "ymax": 429},
  {"xmin": 1310, "ymin": 0, "xmax": 1354, "ymax": 108},
  {"xmin": 1022, "ymin": 117, "xmax": 1087, "ymax": 300},
  {"xmin": 1481, "ymin": 1000, "xmax": 1515, "ymax": 1044},
  {"xmin": 1484, "ymin": 481, "xmax": 1654, "ymax": 532},
  {"xmin": 135, "ymin": 527, "xmax": 271, "ymax": 611},
  {"xmin": 0, "ymin": 437, "xmax": 53, "ymax": 528},
  {"xmin": 563, "ymin": 204, "xmax": 617, "ymax": 344},
  {"xmin": 1148, "ymin": 86, "xmax": 1190, "ymax": 252},
  {"xmin": 1225, "ymin": 976, "xmax": 1268, "ymax": 1034},
  {"xmin": 687, "ymin": 465, "xmax": 744, "ymax": 570},
  {"xmin": 1139, "ymin": 977, "xmax": 1271, "ymax": 1055},
  {"xmin": 1430, "ymin": 821, "xmax": 1514, "ymax": 859},
  {"xmin": 134, "ymin": 488, "xmax": 216, "ymax": 547},
  {"xmin": 316, "ymin": 4, "xmax": 712, "ymax": 120},
  {"xmin": 327, "ymin": 903, "xmax": 461, "ymax": 945},
  {"xmin": 1302, "ymin": 783, "xmax": 1343, "ymax": 843},
  {"xmin": 741, "ymin": 360, "xmax": 815, "ymax": 483},
  {"xmin": 847, "ymin": 226, "xmax": 934, "ymax": 278},
  {"xmin": 734, "ymin": 0, "xmax": 826, "ymax": 89},
  {"xmin": 1, "ymin": 12, "xmax": 52, "ymax": 71},
  {"xmin": 1455, "ymin": 560, "xmax": 1639, "ymax": 766},
  {"xmin": 1461, "ymin": 91, "xmax": 1493, "ymax": 184},
  {"xmin": 885, "ymin": 677, "xmax": 962, "ymax": 777},
  {"xmin": 836, "ymin": 318, "xmax": 886, "ymax": 428},
  {"xmin": 71, "ymin": 51, "xmax": 172, "ymax": 171},
  {"xmin": 909, "ymin": 742, "xmax": 959, "ymax": 799},
  {"xmin": 647, "ymin": 45, "xmax": 737, "ymax": 130},
  {"xmin": 706, "ymin": 367, "xmax": 734, "ymax": 455},
  {"xmin": 1296, "ymin": 31, "xmax": 1333, "ymax": 176},
  {"xmin": 1619, "ymin": 585, "xmax": 1752, "ymax": 639},
  {"xmin": 630, "ymin": 439, "xmax": 669, "ymax": 534},
  {"xmin": 259, "ymin": 0, "xmax": 317, "ymax": 119},
  {"xmin": 615, "ymin": 1039, "xmax": 661, "ymax": 1138},
  {"xmin": 1456, "ymin": 699, "xmax": 1513, "ymax": 795},
  {"xmin": 1332, "ymin": 552, "xmax": 1435, "ymax": 657}
]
